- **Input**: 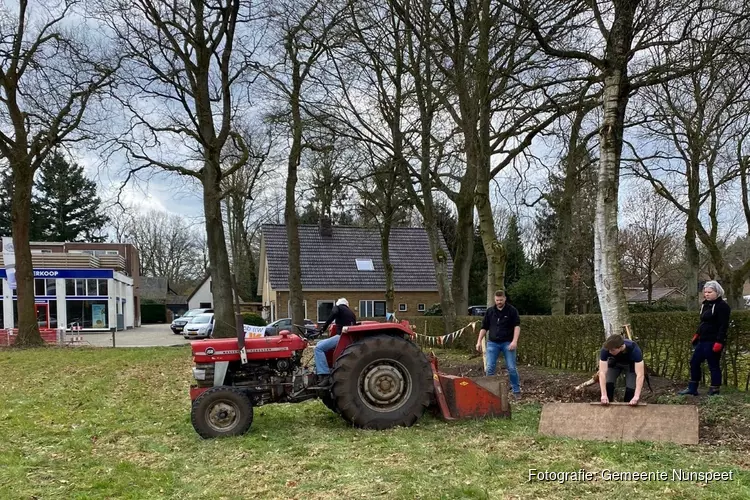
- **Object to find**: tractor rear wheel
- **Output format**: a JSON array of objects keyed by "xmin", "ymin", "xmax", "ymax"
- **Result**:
[
  {"xmin": 191, "ymin": 386, "xmax": 254, "ymax": 439},
  {"xmin": 331, "ymin": 334, "xmax": 433, "ymax": 429},
  {"xmin": 320, "ymin": 389, "xmax": 342, "ymax": 415}
]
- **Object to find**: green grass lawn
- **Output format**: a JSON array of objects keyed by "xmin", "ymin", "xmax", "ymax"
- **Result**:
[{"xmin": 0, "ymin": 346, "xmax": 748, "ymax": 499}]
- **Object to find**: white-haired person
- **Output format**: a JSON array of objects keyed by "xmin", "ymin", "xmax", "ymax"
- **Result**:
[
  {"xmin": 313, "ymin": 298, "xmax": 357, "ymax": 386},
  {"xmin": 678, "ymin": 281, "xmax": 731, "ymax": 396}
]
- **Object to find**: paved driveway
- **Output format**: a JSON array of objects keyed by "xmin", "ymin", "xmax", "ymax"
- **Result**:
[{"xmin": 80, "ymin": 323, "xmax": 192, "ymax": 347}]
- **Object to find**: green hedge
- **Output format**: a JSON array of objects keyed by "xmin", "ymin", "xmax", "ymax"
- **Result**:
[
  {"xmin": 242, "ymin": 313, "xmax": 266, "ymax": 326},
  {"xmin": 141, "ymin": 304, "xmax": 167, "ymax": 324},
  {"xmin": 397, "ymin": 311, "xmax": 750, "ymax": 389}
]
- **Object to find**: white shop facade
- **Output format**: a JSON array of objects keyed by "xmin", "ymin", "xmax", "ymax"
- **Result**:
[{"xmin": 0, "ymin": 268, "xmax": 134, "ymax": 331}]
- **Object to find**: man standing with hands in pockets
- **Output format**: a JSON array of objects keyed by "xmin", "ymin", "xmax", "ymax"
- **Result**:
[{"xmin": 476, "ymin": 290, "xmax": 522, "ymax": 400}]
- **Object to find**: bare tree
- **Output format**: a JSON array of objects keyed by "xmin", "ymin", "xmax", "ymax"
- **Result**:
[
  {"xmin": 222, "ymin": 124, "xmax": 273, "ymax": 301},
  {"xmin": 120, "ymin": 209, "xmax": 205, "ymax": 291},
  {"xmin": 513, "ymin": 0, "xmax": 739, "ymax": 337},
  {"xmin": 356, "ymin": 154, "xmax": 413, "ymax": 313},
  {"xmin": 620, "ymin": 187, "xmax": 683, "ymax": 303},
  {"xmin": 630, "ymin": 46, "xmax": 750, "ymax": 309},
  {"xmin": 256, "ymin": 0, "xmax": 348, "ymax": 330},
  {"xmin": 314, "ymin": 0, "xmax": 458, "ymax": 330},
  {"xmin": 98, "ymin": 0, "xmax": 259, "ymax": 336},
  {"xmin": 0, "ymin": 0, "xmax": 118, "ymax": 345}
]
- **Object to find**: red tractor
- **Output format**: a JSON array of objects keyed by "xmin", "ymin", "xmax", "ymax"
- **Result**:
[{"xmin": 189, "ymin": 320, "xmax": 509, "ymax": 438}]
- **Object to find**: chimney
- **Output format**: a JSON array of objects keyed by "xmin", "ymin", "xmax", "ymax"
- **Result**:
[{"xmin": 320, "ymin": 216, "xmax": 333, "ymax": 237}]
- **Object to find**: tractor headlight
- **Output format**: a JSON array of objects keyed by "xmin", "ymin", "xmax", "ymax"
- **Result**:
[{"xmin": 192, "ymin": 368, "xmax": 206, "ymax": 381}]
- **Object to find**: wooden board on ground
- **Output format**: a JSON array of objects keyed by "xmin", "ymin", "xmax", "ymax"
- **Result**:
[{"xmin": 538, "ymin": 402, "xmax": 699, "ymax": 445}]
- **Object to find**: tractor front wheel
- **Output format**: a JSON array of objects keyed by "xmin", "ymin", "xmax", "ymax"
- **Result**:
[
  {"xmin": 331, "ymin": 334, "xmax": 433, "ymax": 429},
  {"xmin": 191, "ymin": 386, "xmax": 254, "ymax": 439}
]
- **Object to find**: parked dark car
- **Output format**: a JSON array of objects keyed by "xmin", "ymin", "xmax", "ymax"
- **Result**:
[
  {"xmin": 468, "ymin": 305, "xmax": 487, "ymax": 316},
  {"xmin": 265, "ymin": 318, "xmax": 317, "ymax": 337}
]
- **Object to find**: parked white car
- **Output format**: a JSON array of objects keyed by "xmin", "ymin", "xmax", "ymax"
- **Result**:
[
  {"xmin": 183, "ymin": 313, "xmax": 214, "ymax": 339},
  {"xmin": 171, "ymin": 308, "xmax": 213, "ymax": 334}
]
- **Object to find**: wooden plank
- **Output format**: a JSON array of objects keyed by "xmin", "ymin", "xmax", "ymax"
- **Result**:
[{"xmin": 539, "ymin": 402, "xmax": 699, "ymax": 445}]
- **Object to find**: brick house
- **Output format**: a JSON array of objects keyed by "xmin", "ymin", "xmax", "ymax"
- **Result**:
[{"xmin": 257, "ymin": 223, "xmax": 453, "ymax": 323}]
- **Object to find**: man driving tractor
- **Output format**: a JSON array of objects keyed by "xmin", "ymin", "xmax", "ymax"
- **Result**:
[{"xmin": 314, "ymin": 298, "xmax": 357, "ymax": 386}]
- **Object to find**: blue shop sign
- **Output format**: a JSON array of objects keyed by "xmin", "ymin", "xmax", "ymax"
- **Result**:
[{"xmin": 0, "ymin": 268, "xmax": 114, "ymax": 279}]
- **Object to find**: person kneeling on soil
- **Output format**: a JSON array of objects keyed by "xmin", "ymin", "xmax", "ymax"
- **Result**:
[
  {"xmin": 313, "ymin": 298, "xmax": 356, "ymax": 386},
  {"xmin": 599, "ymin": 334, "xmax": 645, "ymax": 406}
]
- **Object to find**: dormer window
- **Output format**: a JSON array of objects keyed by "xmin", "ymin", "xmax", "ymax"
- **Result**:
[{"xmin": 355, "ymin": 259, "xmax": 374, "ymax": 271}]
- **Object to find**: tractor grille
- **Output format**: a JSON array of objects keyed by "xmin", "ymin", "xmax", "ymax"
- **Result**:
[{"xmin": 193, "ymin": 363, "xmax": 215, "ymax": 388}]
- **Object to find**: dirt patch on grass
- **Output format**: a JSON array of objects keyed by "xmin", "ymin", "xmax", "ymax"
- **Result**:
[{"xmin": 434, "ymin": 350, "xmax": 750, "ymax": 450}]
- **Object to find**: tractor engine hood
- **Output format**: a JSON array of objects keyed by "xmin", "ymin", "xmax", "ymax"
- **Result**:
[{"xmin": 192, "ymin": 334, "xmax": 308, "ymax": 363}]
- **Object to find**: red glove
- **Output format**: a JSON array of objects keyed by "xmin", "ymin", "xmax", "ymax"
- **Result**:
[
  {"xmin": 713, "ymin": 343, "xmax": 723, "ymax": 353},
  {"xmin": 691, "ymin": 334, "xmax": 699, "ymax": 346}
]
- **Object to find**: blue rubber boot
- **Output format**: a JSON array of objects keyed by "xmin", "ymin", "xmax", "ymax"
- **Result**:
[{"xmin": 678, "ymin": 381, "xmax": 699, "ymax": 396}]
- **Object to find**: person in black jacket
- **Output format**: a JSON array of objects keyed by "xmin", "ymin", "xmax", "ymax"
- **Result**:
[
  {"xmin": 313, "ymin": 298, "xmax": 357, "ymax": 385},
  {"xmin": 678, "ymin": 281, "xmax": 731, "ymax": 396},
  {"xmin": 475, "ymin": 290, "xmax": 522, "ymax": 399}
]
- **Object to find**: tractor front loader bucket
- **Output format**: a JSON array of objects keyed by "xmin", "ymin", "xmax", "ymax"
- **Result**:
[
  {"xmin": 429, "ymin": 355, "xmax": 511, "ymax": 420},
  {"xmin": 539, "ymin": 402, "xmax": 699, "ymax": 444}
]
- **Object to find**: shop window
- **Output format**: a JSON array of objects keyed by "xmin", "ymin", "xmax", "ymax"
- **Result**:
[
  {"xmin": 0, "ymin": 299, "xmax": 3, "ymax": 327},
  {"xmin": 48, "ymin": 300, "xmax": 58, "ymax": 328},
  {"xmin": 66, "ymin": 279, "xmax": 75, "ymax": 295},
  {"xmin": 35, "ymin": 279, "xmax": 56, "ymax": 296},
  {"xmin": 76, "ymin": 279, "xmax": 85, "ymax": 296},
  {"xmin": 98, "ymin": 279, "xmax": 108, "ymax": 296},
  {"xmin": 66, "ymin": 300, "xmax": 108, "ymax": 328},
  {"xmin": 87, "ymin": 279, "xmax": 98, "ymax": 296}
]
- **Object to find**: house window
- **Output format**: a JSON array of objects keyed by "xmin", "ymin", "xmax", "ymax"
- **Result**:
[
  {"xmin": 399, "ymin": 303, "xmax": 407, "ymax": 312},
  {"xmin": 317, "ymin": 300, "xmax": 335, "ymax": 323},
  {"xmin": 359, "ymin": 300, "xmax": 386, "ymax": 317},
  {"xmin": 287, "ymin": 300, "xmax": 308, "ymax": 319},
  {"xmin": 418, "ymin": 303, "xmax": 425, "ymax": 312},
  {"xmin": 355, "ymin": 259, "xmax": 374, "ymax": 271}
]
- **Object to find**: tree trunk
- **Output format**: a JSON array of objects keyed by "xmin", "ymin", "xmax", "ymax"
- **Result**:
[
  {"xmin": 551, "ymin": 108, "xmax": 588, "ymax": 315},
  {"xmin": 451, "ymin": 185, "xmax": 475, "ymax": 314},
  {"xmin": 684, "ymin": 153, "xmax": 701, "ymax": 311},
  {"xmin": 286, "ymin": 78, "xmax": 305, "ymax": 330},
  {"xmin": 476, "ymin": 174, "xmax": 505, "ymax": 303},
  {"xmin": 594, "ymin": 68, "xmax": 631, "ymax": 338},
  {"xmin": 726, "ymin": 272, "xmax": 746, "ymax": 310},
  {"xmin": 203, "ymin": 164, "xmax": 235, "ymax": 338},
  {"xmin": 11, "ymin": 162, "xmax": 43, "ymax": 347},
  {"xmin": 381, "ymin": 220, "xmax": 395, "ymax": 314}
]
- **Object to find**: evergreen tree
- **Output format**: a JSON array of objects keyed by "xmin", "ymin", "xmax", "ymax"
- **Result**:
[
  {"xmin": 0, "ymin": 167, "xmax": 13, "ymax": 237},
  {"xmin": 33, "ymin": 151, "xmax": 109, "ymax": 242},
  {"xmin": 503, "ymin": 215, "xmax": 528, "ymax": 288}
]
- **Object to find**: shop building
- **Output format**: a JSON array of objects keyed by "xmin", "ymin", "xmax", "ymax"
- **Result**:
[{"xmin": 0, "ymin": 242, "xmax": 140, "ymax": 331}]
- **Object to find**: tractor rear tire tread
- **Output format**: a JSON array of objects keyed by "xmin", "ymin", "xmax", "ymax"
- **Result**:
[{"xmin": 331, "ymin": 334, "xmax": 432, "ymax": 430}]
